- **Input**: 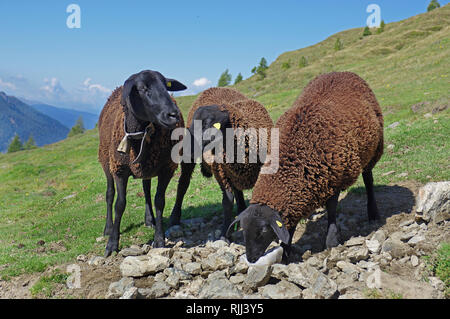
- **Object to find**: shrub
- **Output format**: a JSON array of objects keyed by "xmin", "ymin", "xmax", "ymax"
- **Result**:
[
  {"xmin": 281, "ymin": 60, "xmax": 291, "ymax": 70},
  {"xmin": 363, "ymin": 26, "xmax": 372, "ymax": 37},
  {"xmin": 7, "ymin": 134, "xmax": 23, "ymax": 153},
  {"xmin": 377, "ymin": 20, "xmax": 386, "ymax": 34},
  {"xmin": 252, "ymin": 57, "xmax": 268, "ymax": 79},
  {"xmin": 67, "ymin": 116, "xmax": 85, "ymax": 137},
  {"xmin": 234, "ymin": 73, "xmax": 243, "ymax": 85},
  {"xmin": 334, "ymin": 38, "xmax": 343, "ymax": 51},
  {"xmin": 23, "ymin": 135, "xmax": 37, "ymax": 150},
  {"xmin": 299, "ymin": 56, "xmax": 308, "ymax": 68},
  {"xmin": 427, "ymin": 0, "xmax": 440, "ymax": 12}
]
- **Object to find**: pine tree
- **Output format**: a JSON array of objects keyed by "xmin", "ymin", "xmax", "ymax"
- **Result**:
[
  {"xmin": 23, "ymin": 134, "xmax": 37, "ymax": 150},
  {"xmin": 299, "ymin": 56, "xmax": 308, "ymax": 68},
  {"xmin": 7, "ymin": 134, "xmax": 23, "ymax": 153},
  {"xmin": 251, "ymin": 57, "xmax": 269, "ymax": 79},
  {"xmin": 234, "ymin": 73, "xmax": 243, "ymax": 84},
  {"xmin": 427, "ymin": 0, "xmax": 440, "ymax": 12},
  {"xmin": 377, "ymin": 20, "xmax": 386, "ymax": 34},
  {"xmin": 218, "ymin": 69, "xmax": 232, "ymax": 87},
  {"xmin": 68, "ymin": 116, "xmax": 85, "ymax": 137}
]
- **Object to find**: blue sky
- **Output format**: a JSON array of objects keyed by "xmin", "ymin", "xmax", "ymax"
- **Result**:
[{"xmin": 0, "ymin": 0, "xmax": 447, "ymax": 113}]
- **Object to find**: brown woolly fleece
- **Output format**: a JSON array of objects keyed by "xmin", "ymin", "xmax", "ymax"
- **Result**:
[
  {"xmin": 250, "ymin": 72, "xmax": 384, "ymax": 231},
  {"xmin": 98, "ymin": 86, "xmax": 184, "ymax": 179},
  {"xmin": 187, "ymin": 87, "xmax": 273, "ymax": 192}
]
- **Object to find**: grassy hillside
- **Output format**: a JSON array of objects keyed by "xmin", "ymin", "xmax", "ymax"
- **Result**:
[{"xmin": 0, "ymin": 5, "xmax": 449, "ymax": 279}]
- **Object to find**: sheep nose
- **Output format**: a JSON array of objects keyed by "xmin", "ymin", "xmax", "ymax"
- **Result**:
[{"xmin": 168, "ymin": 112, "xmax": 178, "ymax": 119}]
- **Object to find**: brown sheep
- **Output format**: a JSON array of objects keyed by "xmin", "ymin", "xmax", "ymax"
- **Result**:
[
  {"xmin": 98, "ymin": 70, "xmax": 186, "ymax": 256},
  {"xmin": 228, "ymin": 72, "xmax": 384, "ymax": 263},
  {"xmin": 169, "ymin": 87, "xmax": 274, "ymax": 236}
]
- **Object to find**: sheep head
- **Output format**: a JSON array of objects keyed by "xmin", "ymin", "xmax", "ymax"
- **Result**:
[
  {"xmin": 227, "ymin": 204, "xmax": 290, "ymax": 263},
  {"xmin": 121, "ymin": 70, "xmax": 186, "ymax": 129}
]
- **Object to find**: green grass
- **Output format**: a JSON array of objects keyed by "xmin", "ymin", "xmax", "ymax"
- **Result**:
[
  {"xmin": 0, "ymin": 5, "xmax": 449, "ymax": 280},
  {"xmin": 29, "ymin": 269, "xmax": 69, "ymax": 298},
  {"xmin": 422, "ymin": 242, "xmax": 450, "ymax": 297}
]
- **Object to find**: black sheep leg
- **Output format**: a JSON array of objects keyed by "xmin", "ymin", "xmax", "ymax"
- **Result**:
[
  {"xmin": 233, "ymin": 187, "xmax": 247, "ymax": 214},
  {"xmin": 143, "ymin": 179, "xmax": 156, "ymax": 227},
  {"xmin": 325, "ymin": 191, "xmax": 341, "ymax": 249},
  {"xmin": 103, "ymin": 170, "xmax": 115, "ymax": 236},
  {"xmin": 153, "ymin": 171, "xmax": 173, "ymax": 248},
  {"xmin": 105, "ymin": 174, "xmax": 129, "ymax": 257},
  {"xmin": 362, "ymin": 169, "xmax": 380, "ymax": 221},
  {"xmin": 221, "ymin": 189, "xmax": 235, "ymax": 237},
  {"xmin": 169, "ymin": 162, "xmax": 196, "ymax": 226},
  {"xmin": 281, "ymin": 227, "xmax": 296, "ymax": 264}
]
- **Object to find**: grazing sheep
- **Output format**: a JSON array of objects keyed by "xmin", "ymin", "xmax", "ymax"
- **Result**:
[
  {"xmin": 228, "ymin": 72, "xmax": 384, "ymax": 263},
  {"xmin": 98, "ymin": 70, "xmax": 187, "ymax": 256},
  {"xmin": 169, "ymin": 87, "xmax": 274, "ymax": 236}
]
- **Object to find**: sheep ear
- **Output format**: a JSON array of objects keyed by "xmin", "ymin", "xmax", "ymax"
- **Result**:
[
  {"xmin": 269, "ymin": 214, "xmax": 290, "ymax": 245},
  {"xmin": 121, "ymin": 78, "xmax": 136, "ymax": 108},
  {"xmin": 165, "ymin": 78, "xmax": 187, "ymax": 92}
]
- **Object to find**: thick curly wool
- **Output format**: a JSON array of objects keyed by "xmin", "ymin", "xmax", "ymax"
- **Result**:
[
  {"xmin": 250, "ymin": 72, "xmax": 384, "ymax": 231},
  {"xmin": 187, "ymin": 87, "xmax": 273, "ymax": 192},
  {"xmin": 98, "ymin": 86, "xmax": 184, "ymax": 179}
]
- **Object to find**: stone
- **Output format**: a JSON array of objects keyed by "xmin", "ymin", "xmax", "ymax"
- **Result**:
[
  {"xmin": 388, "ymin": 121, "xmax": 400, "ymax": 129},
  {"xmin": 415, "ymin": 181, "xmax": 450, "ymax": 224},
  {"xmin": 366, "ymin": 239, "xmax": 381, "ymax": 254},
  {"xmin": 88, "ymin": 256, "xmax": 105, "ymax": 266},
  {"xmin": 120, "ymin": 255, "xmax": 170, "ymax": 277},
  {"xmin": 137, "ymin": 281, "xmax": 171, "ymax": 299},
  {"xmin": 147, "ymin": 247, "xmax": 174, "ymax": 259},
  {"xmin": 344, "ymin": 236, "xmax": 365, "ymax": 247},
  {"xmin": 120, "ymin": 287, "xmax": 139, "ymax": 299},
  {"xmin": 205, "ymin": 239, "xmax": 229, "ymax": 249},
  {"xmin": 428, "ymin": 277, "xmax": 445, "ymax": 291},
  {"xmin": 183, "ymin": 262, "xmax": 202, "ymax": 275},
  {"xmin": 165, "ymin": 225, "xmax": 184, "ymax": 239},
  {"xmin": 381, "ymin": 238, "xmax": 411, "ymax": 259},
  {"xmin": 76, "ymin": 254, "xmax": 88, "ymax": 262},
  {"xmin": 259, "ymin": 280, "xmax": 302, "ymax": 299},
  {"xmin": 346, "ymin": 246, "xmax": 369, "ymax": 263},
  {"xmin": 371, "ymin": 229, "xmax": 387, "ymax": 244},
  {"xmin": 410, "ymin": 255, "xmax": 419, "ymax": 267},
  {"xmin": 106, "ymin": 277, "xmax": 134, "ymax": 299},
  {"xmin": 198, "ymin": 273, "xmax": 242, "ymax": 299},
  {"xmin": 336, "ymin": 261, "xmax": 360, "ymax": 276},
  {"xmin": 244, "ymin": 265, "xmax": 272, "ymax": 291},
  {"xmin": 119, "ymin": 245, "xmax": 144, "ymax": 257},
  {"xmin": 201, "ymin": 251, "xmax": 235, "ymax": 271},
  {"xmin": 407, "ymin": 235, "xmax": 425, "ymax": 246}
]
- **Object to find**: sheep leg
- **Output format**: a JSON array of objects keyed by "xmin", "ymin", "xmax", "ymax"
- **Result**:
[
  {"xmin": 153, "ymin": 171, "xmax": 173, "ymax": 248},
  {"xmin": 103, "ymin": 170, "xmax": 115, "ymax": 236},
  {"xmin": 169, "ymin": 162, "xmax": 196, "ymax": 226},
  {"xmin": 143, "ymin": 179, "xmax": 155, "ymax": 227},
  {"xmin": 281, "ymin": 227, "xmax": 296, "ymax": 264},
  {"xmin": 325, "ymin": 191, "xmax": 341, "ymax": 249},
  {"xmin": 362, "ymin": 169, "xmax": 380, "ymax": 221},
  {"xmin": 221, "ymin": 189, "xmax": 235, "ymax": 237},
  {"xmin": 105, "ymin": 175, "xmax": 129, "ymax": 257},
  {"xmin": 233, "ymin": 188, "xmax": 247, "ymax": 214}
]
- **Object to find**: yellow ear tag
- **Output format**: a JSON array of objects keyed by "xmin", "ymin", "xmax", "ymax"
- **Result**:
[
  {"xmin": 167, "ymin": 81, "xmax": 172, "ymax": 88},
  {"xmin": 213, "ymin": 122, "xmax": 221, "ymax": 129},
  {"xmin": 276, "ymin": 220, "xmax": 283, "ymax": 228}
]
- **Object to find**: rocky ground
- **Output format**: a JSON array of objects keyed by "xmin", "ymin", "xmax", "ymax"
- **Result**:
[{"xmin": 1, "ymin": 180, "xmax": 448, "ymax": 299}]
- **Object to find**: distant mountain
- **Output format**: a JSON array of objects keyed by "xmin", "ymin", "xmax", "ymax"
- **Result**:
[
  {"xmin": 31, "ymin": 104, "xmax": 99, "ymax": 130},
  {"xmin": 0, "ymin": 92, "xmax": 70, "ymax": 152}
]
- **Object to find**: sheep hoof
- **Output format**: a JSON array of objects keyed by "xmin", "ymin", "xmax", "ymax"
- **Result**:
[
  {"xmin": 326, "ymin": 224, "xmax": 340, "ymax": 249},
  {"xmin": 104, "ymin": 241, "xmax": 119, "ymax": 257}
]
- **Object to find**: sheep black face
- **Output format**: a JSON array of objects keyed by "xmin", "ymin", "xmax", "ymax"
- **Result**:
[
  {"xmin": 187, "ymin": 105, "xmax": 231, "ymax": 161},
  {"xmin": 227, "ymin": 204, "xmax": 290, "ymax": 263},
  {"xmin": 121, "ymin": 70, "xmax": 187, "ymax": 129}
]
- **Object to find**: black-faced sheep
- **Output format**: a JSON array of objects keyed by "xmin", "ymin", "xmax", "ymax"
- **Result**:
[
  {"xmin": 98, "ymin": 70, "xmax": 187, "ymax": 257},
  {"xmin": 228, "ymin": 72, "xmax": 384, "ymax": 263},
  {"xmin": 169, "ymin": 87, "xmax": 274, "ymax": 236}
]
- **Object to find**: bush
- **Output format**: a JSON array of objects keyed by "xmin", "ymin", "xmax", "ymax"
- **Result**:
[
  {"xmin": 299, "ymin": 56, "xmax": 308, "ymax": 68},
  {"xmin": 377, "ymin": 20, "xmax": 386, "ymax": 34},
  {"xmin": 427, "ymin": 0, "xmax": 440, "ymax": 12},
  {"xmin": 334, "ymin": 38, "xmax": 343, "ymax": 51},
  {"xmin": 363, "ymin": 26, "xmax": 372, "ymax": 37},
  {"xmin": 67, "ymin": 116, "xmax": 85, "ymax": 137},
  {"xmin": 281, "ymin": 60, "xmax": 291, "ymax": 70},
  {"xmin": 218, "ymin": 69, "xmax": 232, "ymax": 87},
  {"xmin": 23, "ymin": 135, "xmax": 37, "ymax": 150}
]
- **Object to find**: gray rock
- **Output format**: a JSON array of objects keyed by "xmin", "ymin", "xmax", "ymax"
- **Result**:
[
  {"xmin": 365, "ymin": 239, "xmax": 381, "ymax": 254},
  {"xmin": 147, "ymin": 247, "xmax": 173, "ymax": 258},
  {"xmin": 165, "ymin": 225, "xmax": 184, "ymax": 239},
  {"xmin": 137, "ymin": 281, "xmax": 171, "ymax": 299},
  {"xmin": 428, "ymin": 276, "xmax": 445, "ymax": 291},
  {"xmin": 120, "ymin": 287, "xmax": 139, "ymax": 299},
  {"xmin": 336, "ymin": 261, "xmax": 360, "ymax": 276},
  {"xmin": 388, "ymin": 121, "xmax": 400, "ymax": 129},
  {"xmin": 198, "ymin": 272, "xmax": 242, "ymax": 299},
  {"xmin": 415, "ymin": 181, "xmax": 450, "ymax": 224},
  {"xmin": 407, "ymin": 235, "xmax": 425, "ymax": 246},
  {"xmin": 120, "ymin": 255, "xmax": 170, "ymax": 277},
  {"xmin": 183, "ymin": 262, "xmax": 202, "ymax": 275},
  {"xmin": 106, "ymin": 277, "xmax": 134, "ymax": 299},
  {"xmin": 381, "ymin": 238, "xmax": 411, "ymax": 259},
  {"xmin": 88, "ymin": 256, "xmax": 105, "ymax": 266},
  {"xmin": 346, "ymin": 246, "xmax": 369, "ymax": 263},
  {"xmin": 410, "ymin": 255, "xmax": 419, "ymax": 267},
  {"xmin": 201, "ymin": 251, "xmax": 235, "ymax": 271},
  {"xmin": 345, "ymin": 236, "xmax": 365, "ymax": 247},
  {"xmin": 259, "ymin": 280, "xmax": 302, "ymax": 299},
  {"xmin": 119, "ymin": 245, "xmax": 144, "ymax": 257},
  {"xmin": 244, "ymin": 265, "xmax": 272, "ymax": 291}
]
